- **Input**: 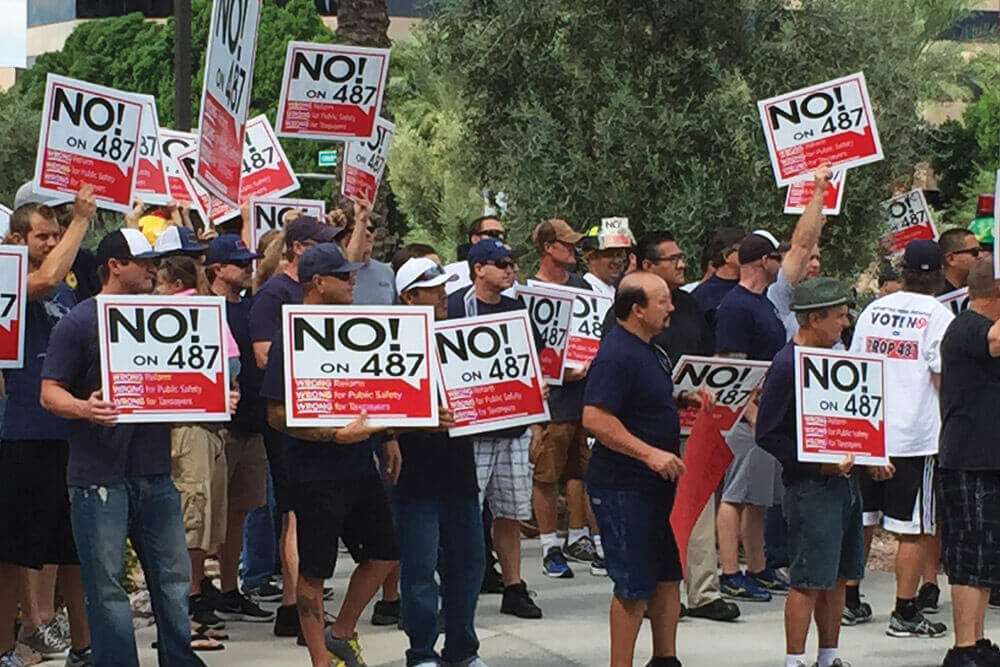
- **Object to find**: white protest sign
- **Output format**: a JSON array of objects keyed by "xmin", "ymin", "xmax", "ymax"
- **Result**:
[
  {"xmin": 96, "ymin": 295, "xmax": 230, "ymax": 423},
  {"xmin": 276, "ymin": 42, "xmax": 391, "ymax": 142},
  {"xmin": 281, "ymin": 305, "xmax": 438, "ymax": 428},
  {"xmin": 794, "ymin": 347, "xmax": 887, "ymax": 466},
  {"xmin": 0, "ymin": 246, "xmax": 28, "ymax": 369},
  {"xmin": 880, "ymin": 189, "xmax": 937, "ymax": 253},
  {"xmin": 342, "ymin": 116, "xmax": 394, "ymax": 203},
  {"xmin": 34, "ymin": 74, "xmax": 143, "ymax": 212},
  {"xmin": 134, "ymin": 95, "xmax": 169, "ymax": 205},
  {"xmin": 250, "ymin": 197, "xmax": 325, "ymax": 252},
  {"xmin": 758, "ymin": 72, "xmax": 883, "ymax": 187},
  {"xmin": 783, "ymin": 170, "xmax": 846, "ymax": 215},
  {"xmin": 515, "ymin": 283, "xmax": 574, "ymax": 385},
  {"xmin": 160, "ymin": 128, "xmax": 198, "ymax": 204},
  {"xmin": 0, "ymin": 205, "xmax": 11, "ymax": 240},
  {"xmin": 195, "ymin": 0, "xmax": 262, "ymax": 207},
  {"xmin": 434, "ymin": 311, "xmax": 550, "ymax": 437},
  {"xmin": 599, "ymin": 217, "xmax": 635, "ymax": 248},
  {"xmin": 176, "ymin": 146, "xmax": 235, "ymax": 225},
  {"xmin": 672, "ymin": 356, "xmax": 770, "ymax": 436},
  {"xmin": 937, "ymin": 287, "xmax": 969, "ymax": 316},
  {"xmin": 526, "ymin": 279, "xmax": 612, "ymax": 370}
]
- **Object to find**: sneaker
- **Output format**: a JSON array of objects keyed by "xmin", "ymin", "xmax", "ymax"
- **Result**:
[
  {"xmin": 500, "ymin": 581, "xmax": 542, "ymax": 619},
  {"xmin": 0, "ymin": 650, "xmax": 26, "ymax": 667},
  {"xmin": 52, "ymin": 613, "xmax": 70, "ymax": 642},
  {"xmin": 685, "ymin": 598, "xmax": 741, "ymax": 622},
  {"xmin": 943, "ymin": 646, "xmax": 990, "ymax": 667},
  {"xmin": 324, "ymin": 628, "xmax": 367, "ymax": 667},
  {"xmin": 199, "ymin": 577, "xmax": 226, "ymax": 609},
  {"xmin": 17, "ymin": 620, "xmax": 69, "ymax": 659},
  {"xmin": 563, "ymin": 535, "xmax": 596, "ymax": 563},
  {"xmin": 751, "ymin": 567, "xmax": 789, "ymax": 595},
  {"xmin": 977, "ymin": 638, "xmax": 1000, "ymax": 666},
  {"xmin": 917, "ymin": 582, "xmax": 941, "ymax": 614},
  {"xmin": 273, "ymin": 603, "xmax": 300, "ymax": 637},
  {"xmin": 541, "ymin": 546, "xmax": 574, "ymax": 579},
  {"xmin": 242, "ymin": 579, "xmax": 283, "ymax": 603},
  {"xmin": 65, "ymin": 646, "xmax": 93, "ymax": 667},
  {"xmin": 481, "ymin": 566, "xmax": 504, "ymax": 594},
  {"xmin": 885, "ymin": 610, "xmax": 947, "ymax": 638},
  {"xmin": 189, "ymin": 594, "xmax": 225, "ymax": 629},
  {"xmin": 214, "ymin": 589, "xmax": 275, "ymax": 622},
  {"xmin": 590, "ymin": 555, "xmax": 608, "ymax": 577},
  {"xmin": 841, "ymin": 601, "xmax": 873, "ymax": 626},
  {"xmin": 719, "ymin": 572, "xmax": 771, "ymax": 602},
  {"xmin": 370, "ymin": 599, "xmax": 400, "ymax": 626}
]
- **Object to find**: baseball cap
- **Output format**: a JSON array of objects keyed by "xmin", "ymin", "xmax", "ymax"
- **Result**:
[
  {"xmin": 903, "ymin": 239, "xmax": 943, "ymax": 272},
  {"xmin": 531, "ymin": 218, "xmax": 584, "ymax": 250},
  {"xmin": 738, "ymin": 231, "xmax": 780, "ymax": 264},
  {"xmin": 14, "ymin": 181, "xmax": 71, "ymax": 209},
  {"xmin": 395, "ymin": 257, "xmax": 457, "ymax": 294},
  {"xmin": 96, "ymin": 228, "xmax": 162, "ymax": 266},
  {"xmin": 285, "ymin": 216, "xmax": 340, "ymax": 248},
  {"xmin": 298, "ymin": 243, "xmax": 365, "ymax": 283},
  {"xmin": 205, "ymin": 234, "xmax": 261, "ymax": 264},
  {"xmin": 467, "ymin": 238, "xmax": 513, "ymax": 265},
  {"xmin": 154, "ymin": 225, "xmax": 207, "ymax": 254},
  {"xmin": 791, "ymin": 277, "xmax": 849, "ymax": 311}
]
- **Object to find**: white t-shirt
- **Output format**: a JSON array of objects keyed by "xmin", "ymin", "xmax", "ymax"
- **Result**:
[
  {"xmin": 680, "ymin": 280, "xmax": 700, "ymax": 293},
  {"xmin": 583, "ymin": 272, "xmax": 615, "ymax": 297},
  {"xmin": 848, "ymin": 290, "xmax": 954, "ymax": 457},
  {"xmin": 443, "ymin": 260, "xmax": 472, "ymax": 295}
]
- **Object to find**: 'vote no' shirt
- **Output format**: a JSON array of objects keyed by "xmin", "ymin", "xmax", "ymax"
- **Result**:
[{"xmin": 848, "ymin": 290, "xmax": 953, "ymax": 457}]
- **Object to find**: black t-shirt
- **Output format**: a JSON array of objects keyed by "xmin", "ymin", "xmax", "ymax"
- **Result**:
[
  {"xmin": 939, "ymin": 310, "xmax": 1000, "ymax": 470},
  {"xmin": 225, "ymin": 295, "xmax": 265, "ymax": 434},
  {"xmin": 691, "ymin": 274, "xmax": 738, "ymax": 333},
  {"xmin": 604, "ymin": 288, "xmax": 713, "ymax": 366},
  {"xmin": 391, "ymin": 430, "xmax": 478, "ymax": 502},
  {"xmin": 714, "ymin": 285, "xmax": 786, "ymax": 361},
  {"xmin": 249, "ymin": 273, "xmax": 302, "ymax": 344},
  {"xmin": 532, "ymin": 272, "xmax": 590, "ymax": 422}
]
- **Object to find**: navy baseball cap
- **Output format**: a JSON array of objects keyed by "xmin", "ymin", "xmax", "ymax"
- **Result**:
[
  {"xmin": 285, "ymin": 216, "xmax": 339, "ymax": 248},
  {"xmin": 467, "ymin": 238, "xmax": 513, "ymax": 265},
  {"xmin": 96, "ymin": 228, "xmax": 163, "ymax": 266},
  {"xmin": 903, "ymin": 239, "xmax": 943, "ymax": 272},
  {"xmin": 298, "ymin": 243, "xmax": 365, "ymax": 282},
  {"xmin": 205, "ymin": 234, "xmax": 261, "ymax": 264}
]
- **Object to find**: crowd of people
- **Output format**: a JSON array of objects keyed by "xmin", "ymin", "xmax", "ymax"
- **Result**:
[{"xmin": 0, "ymin": 164, "xmax": 998, "ymax": 667}]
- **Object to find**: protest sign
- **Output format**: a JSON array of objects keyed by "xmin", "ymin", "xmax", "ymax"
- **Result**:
[
  {"xmin": 0, "ymin": 246, "xmax": 28, "ymax": 369},
  {"xmin": 276, "ymin": 42, "xmax": 391, "ymax": 142},
  {"xmin": 176, "ymin": 147, "xmax": 235, "ymax": 225},
  {"xmin": 195, "ymin": 0, "xmax": 262, "ymax": 207},
  {"xmin": 938, "ymin": 286, "xmax": 969, "ymax": 316},
  {"xmin": 238, "ymin": 115, "xmax": 299, "ymax": 204},
  {"xmin": 880, "ymin": 189, "xmax": 937, "ymax": 253},
  {"xmin": 672, "ymin": 355, "xmax": 770, "ymax": 435},
  {"xmin": 34, "ymin": 74, "xmax": 143, "ymax": 212},
  {"xmin": 758, "ymin": 72, "xmax": 883, "ymax": 187},
  {"xmin": 598, "ymin": 217, "xmax": 636, "ymax": 248},
  {"xmin": 96, "ymin": 295, "xmax": 230, "ymax": 423},
  {"xmin": 433, "ymin": 311, "xmax": 550, "ymax": 437},
  {"xmin": 160, "ymin": 128, "xmax": 198, "ymax": 204},
  {"xmin": 794, "ymin": 346, "xmax": 887, "ymax": 466},
  {"xmin": 250, "ymin": 197, "xmax": 325, "ymax": 252},
  {"xmin": 134, "ymin": 95, "xmax": 169, "ymax": 205},
  {"xmin": 0, "ymin": 204, "xmax": 11, "ymax": 239},
  {"xmin": 341, "ymin": 117, "xmax": 394, "ymax": 202},
  {"xmin": 783, "ymin": 170, "xmax": 846, "ymax": 215},
  {"xmin": 281, "ymin": 305, "xmax": 438, "ymax": 428},
  {"xmin": 515, "ymin": 283, "xmax": 575, "ymax": 385},
  {"xmin": 526, "ymin": 280, "xmax": 612, "ymax": 369}
]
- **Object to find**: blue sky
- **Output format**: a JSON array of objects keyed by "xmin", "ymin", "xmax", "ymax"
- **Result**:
[{"xmin": 0, "ymin": 0, "xmax": 27, "ymax": 68}]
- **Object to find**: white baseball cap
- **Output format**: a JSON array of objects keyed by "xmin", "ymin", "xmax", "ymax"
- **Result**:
[{"xmin": 395, "ymin": 257, "xmax": 456, "ymax": 294}]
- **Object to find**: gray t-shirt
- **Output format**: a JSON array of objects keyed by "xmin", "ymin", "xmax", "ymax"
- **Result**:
[{"xmin": 353, "ymin": 258, "xmax": 397, "ymax": 306}]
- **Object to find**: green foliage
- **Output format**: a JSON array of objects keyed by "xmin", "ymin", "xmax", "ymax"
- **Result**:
[{"xmin": 0, "ymin": 95, "xmax": 41, "ymax": 207}]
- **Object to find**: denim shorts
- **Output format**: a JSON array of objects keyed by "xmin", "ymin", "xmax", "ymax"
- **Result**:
[
  {"xmin": 783, "ymin": 475, "xmax": 864, "ymax": 590},
  {"xmin": 587, "ymin": 485, "xmax": 681, "ymax": 600}
]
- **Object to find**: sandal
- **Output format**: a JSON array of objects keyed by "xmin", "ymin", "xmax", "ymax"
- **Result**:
[
  {"xmin": 190, "ymin": 632, "xmax": 225, "ymax": 651},
  {"xmin": 194, "ymin": 624, "xmax": 229, "ymax": 641}
]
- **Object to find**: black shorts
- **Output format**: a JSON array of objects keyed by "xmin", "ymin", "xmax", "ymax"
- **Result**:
[
  {"xmin": 938, "ymin": 468, "xmax": 1000, "ymax": 588},
  {"xmin": 859, "ymin": 455, "xmax": 935, "ymax": 535},
  {"xmin": 262, "ymin": 425, "xmax": 293, "ymax": 514},
  {"xmin": 292, "ymin": 476, "xmax": 399, "ymax": 579},
  {"xmin": 0, "ymin": 440, "xmax": 79, "ymax": 569}
]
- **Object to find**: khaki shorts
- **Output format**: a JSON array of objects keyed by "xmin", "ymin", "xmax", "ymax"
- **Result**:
[
  {"xmin": 530, "ymin": 421, "xmax": 590, "ymax": 484},
  {"xmin": 223, "ymin": 430, "xmax": 268, "ymax": 512},
  {"xmin": 171, "ymin": 425, "xmax": 227, "ymax": 552}
]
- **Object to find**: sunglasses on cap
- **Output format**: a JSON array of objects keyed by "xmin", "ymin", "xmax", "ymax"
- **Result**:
[
  {"xmin": 487, "ymin": 258, "xmax": 516, "ymax": 270},
  {"xmin": 402, "ymin": 263, "xmax": 446, "ymax": 291},
  {"xmin": 480, "ymin": 228, "xmax": 507, "ymax": 241}
]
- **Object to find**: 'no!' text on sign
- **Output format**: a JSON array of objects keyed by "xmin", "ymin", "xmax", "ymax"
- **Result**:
[
  {"xmin": 515, "ymin": 283, "xmax": 575, "ymax": 386},
  {"xmin": 671, "ymin": 356, "xmax": 770, "ymax": 436},
  {"xmin": 794, "ymin": 347, "xmax": 887, "ymax": 466},
  {"xmin": 0, "ymin": 246, "xmax": 28, "ymax": 369},
  {"xmin": 758, "ymin": 72, "xmax": 883, "ymax": 187},
  {"xmin": 250, "ymin": 197, "xmax": 325, "ymax": 252},
  {"xmin": 281, "ymin": 305, "xmax": 438, "ymax": 428},
  {"xmin": 96, "ymin": 295, "xmax": 231, "ymax": 423},
  {"xmin": 880, "ymin": 188, "xmax": 937, "ymax": 253},
  {"xmin": 433, "ymin": 311, "xmax": 550, "ymax": 437},
  {"xmin": 527, "ymin": 280, "xmax": 612, "ymax": 370},
  {"xmin": 342, "ymin": 116, "xmax": 394, "ymax": 203},
  {"xmin": 159, "ymin": 128, "xmax": 198, "ymax": 205},
  {"xmin": 34, "ymin": 74, "xmax": 143, "ymax": 212}
]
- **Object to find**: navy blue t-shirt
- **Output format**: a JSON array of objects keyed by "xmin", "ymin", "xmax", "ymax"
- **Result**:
[
  {"xmin": 249, "ymin": 273, "xmax": 302, "ymax": 345},
  {"xmin": 691, "ymin": 274, "xmax": 738, "ymax": 331},
  {"xmin": 584, "ymin": 325, "xmax": 681, "ymax": 492},
  {"xmin": 225, "ymin": 295, "xmax": 264, "ymax": 434},
  {"xmin": 41, "ymin": 298, "xmax": 171, "ymax": 487},
  {"xmin": 391, "ymin": 430, "xmax": 478, "ymax": 502},
  {"xmin": 2, "ymin": 283, "xmax": 76, "ymax": 441},
  {"xmin": 259, "ymin": 329, "xmax": 377, "ymax": 483},
  {"xmin": 714, "ymin": 285, "xmax": 786, "ymax": 361}
]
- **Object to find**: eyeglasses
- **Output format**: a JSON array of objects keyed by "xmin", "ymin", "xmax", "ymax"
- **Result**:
[
  {"xmin": 401, "ymin": 264, "xmax": 446, "ymax": 291},
  {"xmin": 487, "ymin": 258, "xmax": 516, "ymax": 270},
  {"xmin": 650, "ymin": 252, "xmax": 686, "ymax": 264},
  {"xmin": 480, "ymin": 228, "xmax": 507, "ymax": 241},
  {"xmin": 952, "ymin": 247, "xmax": 981, "ymax": 257}
]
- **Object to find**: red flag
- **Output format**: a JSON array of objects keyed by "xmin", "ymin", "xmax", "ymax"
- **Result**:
[{"xmin": 670, "ymin": 409, "xmax": 733, "ymax": 572}]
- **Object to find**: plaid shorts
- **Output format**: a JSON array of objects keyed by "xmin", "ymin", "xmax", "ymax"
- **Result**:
[
  {"xmin": 473, "ymin": 432, "xmax": 533, "ymax": 520},
  {"xmin": 937, "ymin": 468, "xmax": 1000, "ymax": 588}
]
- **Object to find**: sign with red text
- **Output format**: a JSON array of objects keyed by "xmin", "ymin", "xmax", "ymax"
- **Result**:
[
  {"xmin": 0, "ymin": 246, "xmax": 28, "ymax": 369},
  {"xmin": 515, "ymin": 283, "xmax": 575, "ymax": 385},
  {"xmin": 783, "ymin": 170, "xmax": 846, "ymax": 215},
  {"xmin": 937, "ymin": 286, "xmax": 969, "ymax": 316},
  {"xmin": 176, "ymin": 147, "xmax": 235, "ymax": 224},
  {"xmin": 276, "ymin": 42, "xmax": 391, "ymax": 142},
  {"xmin": 135, "ymin": 95, "xmax": 169, "ymax": 205},
  {"xmin": 527, "ymin": 280, "xmax": 612, "ymax": 369},
  {"xmin": 794, "ymin": 347, "xmax": 887, "ymax": 465},
  {"xmin": 195, "ymin": 0, "xmax": 262, "ymax": 206},
  {"xmin": 238, "ymin": 115, "xmax": 299, "ymax": 205},
  {"xmin": 281, "ymin": 305, "xmax": 438, "ymax": 427},
  {"xmin": 672, "ymin": 356, "xmax": 770, "ymax": 436},
  {"xmin": 160, "ymin": 129, "xmax": 198, "ymax": 204},
  {"xmin": 34, "ymin": 74, "xmax": 143, "ymax": 212},
  {"xmin": 342, "ymin": 117, "xmax": 394, "ymax": 202},
  {"xmin": 434, "ymin": 312, "xmax": 550, "ymax": 437},
  {"xmin": 758, "ymin": 72, "xmax": 883, "ymax": 187},
  {"xmin": 250, "ymin": 197, "xmax": 325, "ymax": 252},
  {"xmin": 96, "ymin": 295, "xmax": 230, "ymax": 423},
  {"xmin": 880, "ymin": 189, "xmax": 937, "ymax": 253}
]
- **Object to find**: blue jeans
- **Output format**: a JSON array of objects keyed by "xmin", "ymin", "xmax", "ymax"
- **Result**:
[
  {"xmin": 765, "ymin": 503, "xmax": 789, "ymax": 570},
  {"xmin": 392, "ymin": 496, "xmax": 484, "ymax": 666},
  {"xmin": 240, "ymin": 469, "xmax": 279, "ymax": 586},
  {"xmin": 69, "ymin": 475, "xmax": 204, "ymax": 667}
]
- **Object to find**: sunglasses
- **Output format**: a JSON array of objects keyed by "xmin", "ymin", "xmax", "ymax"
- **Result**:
[
  {"xmin": 952, "ymin": 247, "xmax": 980, "ymax": 257},
  {"xmin": 487, "ymin": 258, "xmax": 517, "ymax": 270},
  {"xmin": 480, "ymin": 229, "xmax": 507, "ymax": 241},
  {"xmin": 401, "ymin": 264, "xmax": 446, "ymax": 292}
]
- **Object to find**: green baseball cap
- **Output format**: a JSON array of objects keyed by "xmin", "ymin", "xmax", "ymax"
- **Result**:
[{"xmin": 791, "ymin": 277, "xmax": 849, "ymax": 312}]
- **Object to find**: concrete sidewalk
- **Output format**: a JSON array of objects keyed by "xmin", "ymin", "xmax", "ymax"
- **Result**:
[{"xmin": 135, "ymin": 542, "xmax": 990, "ymax": 666}]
